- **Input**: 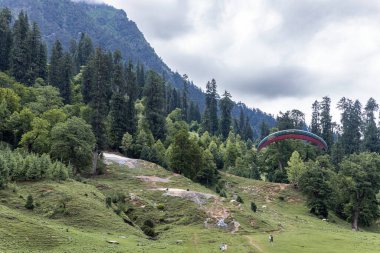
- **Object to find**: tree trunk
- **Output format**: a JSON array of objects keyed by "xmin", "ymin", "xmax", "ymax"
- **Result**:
[
  {"xmin": 352, "ymin": 207, "xmax": 359, "ymax": 231},
  {"xmin": 352, "ymin": 191, "xmax": 361, "ymax": 231},
  {"xmin": 92, "ymin": 151, "xmax": 98, "ymax": 175}
]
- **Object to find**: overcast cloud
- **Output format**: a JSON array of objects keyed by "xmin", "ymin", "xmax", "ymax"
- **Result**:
[{"xmin": 96, "ymin": 0, "xmax": 380, "ymax": 123}]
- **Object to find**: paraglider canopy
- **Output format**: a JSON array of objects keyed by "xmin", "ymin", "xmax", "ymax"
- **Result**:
[{"xmin": 257, "ymin": 129, "xmax": 328, "ymax": 151}]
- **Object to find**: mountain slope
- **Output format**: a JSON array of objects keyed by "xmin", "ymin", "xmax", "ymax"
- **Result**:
[{"xmin": 0, "ymin": 0, "xmax": 276, "ymax": 134}]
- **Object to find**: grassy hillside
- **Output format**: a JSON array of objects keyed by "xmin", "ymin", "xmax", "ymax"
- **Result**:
[{"xmin": 0, "ymin": 154, "xmax": 379, "ymax": 252}]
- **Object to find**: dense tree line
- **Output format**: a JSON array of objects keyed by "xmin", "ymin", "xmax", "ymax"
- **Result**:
[
  {"xmin": 264, "ymin": 96, "xmax": 380, "ymax": 231},
  {"xmin": 0, "ymin": 147, "xmax": 70, "ymax": 187},
  {"xmin": 0, "ymin": 9, "xmax": 256, "ymax": 186}
]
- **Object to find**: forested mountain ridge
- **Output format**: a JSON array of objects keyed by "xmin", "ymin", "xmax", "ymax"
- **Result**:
[{"xmin": 0, "ymin": 0, "xmax": 276, "ymax": 135}]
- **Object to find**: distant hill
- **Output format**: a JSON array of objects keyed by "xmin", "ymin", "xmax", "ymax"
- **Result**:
[{"xmin": 0, "ymin": 0, "xmax": 275, "ymax": 136}]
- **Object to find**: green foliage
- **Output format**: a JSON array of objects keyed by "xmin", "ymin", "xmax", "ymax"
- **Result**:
[
  {"xmin": 143, "ymin": 219, "xmax": 155, "ymax": 228},
  {"xmin": 0, "ymin": 148, "xmax": 70, "ymax": 183},
  {"xmin": 121, "ymin": 132, "xmax": 133, "ymax": 154},
  {"xmin": 10, "ymin": 11, "xmax": 46, "ymax": 85},
  {"xmin": 202, "ymin": 79, "xmax": 218, "ymax": 135},
  {"xmin": 25, "ymin": 194, "xmax": 34, "ymax": 210},
  {"xmin": 337, "ymin": 98, "xmax": 362, "ymax": 155},
  {"xmin": 156, "ymin": 203, "xmax": 165, "ymax": 210},
  {"xmin": 0, "ymin": 154, "xmax": 9, "ymax": 188},
  {"xmin": 105, "ymin": 196, "xmax": 112, "ymax": 208},
  {"xmin": 286, "ymin": 151, "xmax": 306, "ymax": 187},
  {"xmin": 50, "ymin": 117, "xmax": 95, "ymax": 174},
  {"xmin": 219, "ymin": 91, "xmax": 234, "ymax": 139},
  {"xmin": 19, "ymin": 117, "xmax": 50, "ymax": 153},
  {"xmin": 144, "ymin": 70, "xmax": 166, "ymax": 140},
  {"xmin": 337, "ymin": 152, "xmax": 380, "ymax": 230},
  {"xmin": 362, "ymin": 98, "xmax": 379, "ymax": 152},
  {"xmin": 236, "ymin": 195, "xmax": 244, "ymax": 203},
  {"xmin": 299, "ymin": 161, "xmax": 332, "ymax": 218},
  {"xmin": 142, "ymin": 225, "xmax": 156, "ymax": 238},
  {"xmin": 251, "ymin": 202, "xmax": 257, "ymax": 212},
  {"xmin": 26, "ymin": 85, "xmax": 63, "ymax": 114},
  {"xmin": 0, "ymin": 8, "xmax": 12, "ymax": 71}
]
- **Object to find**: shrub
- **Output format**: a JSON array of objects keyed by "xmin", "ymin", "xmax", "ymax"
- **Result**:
[
  {"xmin": 25, "ymin": 195, "xmax": 34, "ymax": 210},
  {"xmin": 143, "ymin": 219, "xmax": 155, "ymax": 228},
  {"xmin": 106, "ymin": 196, "xmax": 112, "ymax": 208},
  {"xmin": 156, "ymin": 203, "xmax": 165, "ymax": 210},
  {"xmin": 142, "ymin": 226, "xmax": 156, "ymax": 237},
  {"xmin": 236, "ymin": 195, "xmax": 244, "ymax": 203},
  {"xmin": 251, "ymin": 202, "xmax": 257, "ymax": 212}
]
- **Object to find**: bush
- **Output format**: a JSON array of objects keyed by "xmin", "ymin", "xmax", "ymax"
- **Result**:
[
  {"xmin": 219, "ymin": 190, "xmax": 227, "ymax": 198},
  {"xmin": 156, "ymin": 203, "xmax": 165, "ymax": 210},
  {"xmin": 143, "ymin": 219, "xmax": 155, "ymax": 228},
  {"xmin": 251, "ymin": 202, "xmax": 257, "ymax": 212},
  {"xmin": 105, "ymin": 196, "xmax": 112, "ymax": 208},
  {"xmin": 96, "ymin": 157, "xmax": 106, "ymax": 175},
  {"xmin": 25, "ymin": 195, "xmax": 34, "ymax": 210},
  {"xmin": 0, "ymin": 148, "xmax": 71, "ymax": 183},
  {"xmin": 236, "ymin": 195, "xmax": 244, "ymax": 203},
  {"xmin": 142, "ymin": 225, "xmax": 156, "ymax": 237}
]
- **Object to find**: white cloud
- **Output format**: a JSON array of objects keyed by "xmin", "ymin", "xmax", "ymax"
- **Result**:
[{"xmin": 101, "ymin": 0, "xmax": 380, "ymax": 123}]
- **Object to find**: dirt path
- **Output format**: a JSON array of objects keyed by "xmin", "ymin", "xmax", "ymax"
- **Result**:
[
  {"xmin": 245, "ymin": 235, "xmax": 264, "ymax": 252},
  {"xmin": 155, "ymin": 188, "xmax": 216, "ymax": 205},
  {"xmin": 103, "ymin": 152, "xmax": 139, "ymax": 168}
]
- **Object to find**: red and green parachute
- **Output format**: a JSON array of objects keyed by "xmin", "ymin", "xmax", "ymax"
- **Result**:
[{"xmin": 257, "ymin": 129, "xmax": 328, "ymax": 151}]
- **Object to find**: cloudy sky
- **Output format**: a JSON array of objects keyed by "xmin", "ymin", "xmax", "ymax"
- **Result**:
[{"xmin": 91, "ymin": 0, "xmax": 380, "ymax": 123}]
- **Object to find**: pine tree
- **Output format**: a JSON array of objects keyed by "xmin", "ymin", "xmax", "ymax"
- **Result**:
[
  {"xmin": 311, "ymin": 100, "xmax": 321, "ymax": 135},
  {"xmin": 320, "ymin": 97, "xmax": 333, "ymax": 150},
  {"xmin": 11, "ymin": 11, "xmax": 30, "ymax": 84},
  {"xmin": 244, "ymin": 116, "xmax": 254, "ymax": 141},
  {"xmin": 189, "ymin": 101, "xmax": 201, "ymax": 123},
  {"xmin": 143, "ymin": 71, "xmax": 166, "ymax": 140},
  {"xmin": 125, "ymin": 61, "xmax": 137, "ymax": 135},
  {"xmin": 363, "ymin": 98, "xmax": 379, "ymax": 152},
  {"xmin": 136, "ymin": 62, "xmax": 145, "ymax": 98},
  {"xmin": 0, "ymin": 8, "xmax": 12, "ymax": 72},
  {"xmin": 168, "ymin": 88, "xmax": 180, "ymax": 112},
  {"xmin": 235, "ymin": 107, "xmax": 246, "ymax": 138},
  {"xmin": 203, "ymin": 79, "xmax": 218, "ymax": 134},
  {"xmin": 219, "ymin": 91, "xmax": 234, "ymax": 139},
  {"xmin": 259, "ymin": 121, "xmax": 270, "ymax": 140},
  {"xmin": 87, "ymin": 48, "xmax": 113, "ymax": 172},
  {"xmin": 337, "ymin": 98, "xmax": 362, "ymax": 155},
  {"xmin": 59, "ymin": 53, "xmax": 72, "ymax": 104},
  {"xmin": 108, "ymin": 52, "xmax": 128, "ymax": 148},
  {"xmin": 48, "ymin": 40, "xmax": 63, "ymax": 87},
  {"xmin": 77, "ymin": 33, "xmax": 94, "ymax": 67},
  {"xmin": 26, "ymin": 22, "xmax": 45, "ymax": 83},
  {"xmin": 37, "ymin": 43, "xmax": 47, "ymax": 80},
  {"xmin": 181, "ymin": 74, "xmax": 189, "ymax": 122},
  {"xmin": 48, "ymin": 42, "xmax": 72, "ymax": 103}
]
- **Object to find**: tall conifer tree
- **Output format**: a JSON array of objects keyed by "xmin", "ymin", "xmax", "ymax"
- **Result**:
[
  {"xmin": 219, "ymin": 91, "xmax": 234, "ymax": 139},
  {"xmin": 0, "ymin": 8, "xmax": 12, "ymax": 71},
  {"xmin": 144, "ymin": 70, "xmax": 166, "ymax": 140},
  {"xmin": 11, "ymin": 11, "xmax": 30, "ymax": 84}
]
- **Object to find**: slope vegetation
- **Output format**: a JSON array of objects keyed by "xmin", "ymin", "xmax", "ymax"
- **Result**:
[{"xmin": 0, "ymin": 153, "xmax": 379, "ymax": 252}]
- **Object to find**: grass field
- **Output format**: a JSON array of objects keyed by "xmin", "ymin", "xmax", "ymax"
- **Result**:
[{"xmin": 0, "ymin": 154, "xmax": 379, "ymax": 252}]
